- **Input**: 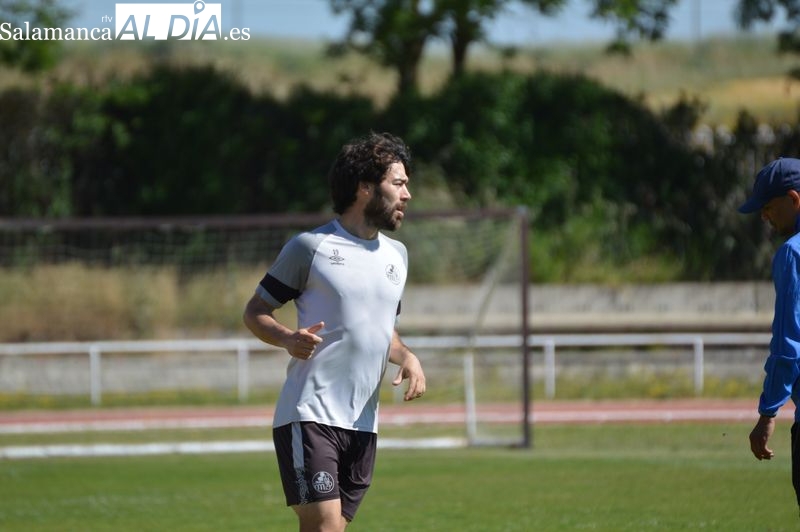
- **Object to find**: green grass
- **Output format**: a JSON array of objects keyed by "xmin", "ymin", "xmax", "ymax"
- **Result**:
[{"xmin": 0, "ymin": 422, "xmax": 797, "ymax": 531}]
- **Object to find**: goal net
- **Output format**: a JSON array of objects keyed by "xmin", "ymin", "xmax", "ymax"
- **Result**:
[
  {"xmin": 0, "ymin": 209, "xmax": 530, "ymax": 446},
  {"xmin": 389, "ymin": 209, "xmax": 529, "ymax": 447}
]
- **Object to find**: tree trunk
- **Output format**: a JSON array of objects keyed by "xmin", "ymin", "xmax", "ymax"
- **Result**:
[{"xmin": 451, "ymin": 33, "xmax": 469, "ymax": 78}]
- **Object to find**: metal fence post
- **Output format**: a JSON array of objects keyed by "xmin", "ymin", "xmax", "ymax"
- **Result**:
[
  {"xmin": 544, "ymin": 338, "xmax": 556, "ymax": 399},
  {"xmin": 463, "ymin": 352, "xmax": 478, "ymax": 444},
  {"xmin": 89, "ymin": 345, "xmax": 102, "ymax": 406},
  {"xmin": 237, "ymin": 342, "xmax": 250, "ymax": 403},
  {"xmin": 693, "ymin": 337, "xmax": 704, "ymax": 396}
]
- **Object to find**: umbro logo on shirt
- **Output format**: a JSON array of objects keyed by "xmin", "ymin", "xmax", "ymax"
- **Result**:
[{"xmin": 329, "ymin": 249, "xmax": 345, "ymax": 265}]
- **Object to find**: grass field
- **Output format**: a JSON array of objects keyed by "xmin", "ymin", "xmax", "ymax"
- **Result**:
[{"xmin": 0, "ymin": 421, "xmax": 797, "ymax": 531}]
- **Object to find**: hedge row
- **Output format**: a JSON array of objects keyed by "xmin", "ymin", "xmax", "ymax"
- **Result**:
[{"xmin": 0, "ymin": 64, "xmax": 790, "ymax": 279}]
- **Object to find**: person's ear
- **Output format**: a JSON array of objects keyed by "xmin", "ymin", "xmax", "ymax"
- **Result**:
[{"xmin": 789, "ymin": 190, "xmax": 800, "ymax": 210}]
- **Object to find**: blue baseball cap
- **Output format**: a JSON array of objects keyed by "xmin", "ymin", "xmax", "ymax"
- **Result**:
[{"xmin": 738, "ymin": 158, "xmax": 800, "ymax": 213}]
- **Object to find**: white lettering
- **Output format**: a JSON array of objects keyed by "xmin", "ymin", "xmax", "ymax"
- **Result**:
[
  {"xmin": 43, "ymin": 27, "xmax": 62, "ymax": 40},
  {"xmin": 92, "ymin": 27, "xmax": 112, "ymax": 40}
]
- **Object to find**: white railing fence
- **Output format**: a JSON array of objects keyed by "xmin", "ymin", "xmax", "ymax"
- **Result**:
[{"xmin": 0, "ymin": 332, "xmax": 771, "ymax": 405}]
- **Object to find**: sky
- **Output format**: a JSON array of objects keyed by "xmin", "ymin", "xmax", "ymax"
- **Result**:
[{"xmin": 65, "ymin": 0, "xmax": 788, "ymax": 45}]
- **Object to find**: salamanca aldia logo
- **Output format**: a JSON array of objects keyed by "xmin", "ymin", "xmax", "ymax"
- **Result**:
[{"xmin": 0, "ymin": 2, "xmax": 251, "ymax": 42}]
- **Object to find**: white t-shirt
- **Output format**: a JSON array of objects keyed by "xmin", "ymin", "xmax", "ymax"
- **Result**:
[{"xmin": 257, "ymin": 219, "xmax": 408, "ymax": 433}]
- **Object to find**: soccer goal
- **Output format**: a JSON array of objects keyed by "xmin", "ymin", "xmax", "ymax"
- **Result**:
[
  {"xmin": 393, "ymin": 208, "xmax": 531, "ymax": 447},
  {"xmin": 0, "ymin": 208, "xmax": 532, "ymax": 447}
]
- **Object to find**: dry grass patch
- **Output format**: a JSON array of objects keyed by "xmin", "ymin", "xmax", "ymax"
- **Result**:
[
  {"xmin": 0, "ymin": 265, "xmax": 176, "ymax": 341},
  {"xmin": 0, "ymin": 264, "xmax": 299, "ymax": 342}
]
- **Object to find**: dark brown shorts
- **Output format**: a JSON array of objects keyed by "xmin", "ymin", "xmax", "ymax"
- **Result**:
[{"xmin": 273, "ymin": 422, "xmax": 377, "ymax": 521}]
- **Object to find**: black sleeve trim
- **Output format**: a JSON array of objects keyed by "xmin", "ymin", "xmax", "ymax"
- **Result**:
[{"xmin": 259, "ymin": 273, "xmax": 301, "ymax": 304}]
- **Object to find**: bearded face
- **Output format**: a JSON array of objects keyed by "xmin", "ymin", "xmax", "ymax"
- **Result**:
[
  {"xmin": 363, "ymin": 162, "xmax": 410, "ymax": 232},
  {"xmin": 364, "ymin": 184, "xmax": 401, "ymax": 231}
]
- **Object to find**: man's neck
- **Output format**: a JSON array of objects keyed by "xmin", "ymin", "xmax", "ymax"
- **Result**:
[{"xmin": 338, "ymin": 214, "xmax": 378, "ymax": 240}]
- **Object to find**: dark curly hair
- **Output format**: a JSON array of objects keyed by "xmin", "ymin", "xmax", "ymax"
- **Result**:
[{"xmin": 328, "ymin": 132, "xmax": 411, "ymax": 215}]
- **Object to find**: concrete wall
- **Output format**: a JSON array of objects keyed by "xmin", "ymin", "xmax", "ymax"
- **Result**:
[{"xmin": 401, "ymin": 282, "xmax": 776, "ymax": 334}]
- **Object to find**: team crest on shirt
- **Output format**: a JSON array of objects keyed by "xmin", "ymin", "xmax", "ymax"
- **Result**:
[
  {"xmin": 385, "ymin": 264, "xmax": 401, "ymax": 284},
  {"xmin": 312, "ymin": 471, "xmax": 335, "ymax": 493},
  {"xmin": 329, "ymin": 249, "xmax": 345, "ymax": 265}
]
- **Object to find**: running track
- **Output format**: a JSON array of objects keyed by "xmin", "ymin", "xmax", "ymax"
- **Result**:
[
  {"xmin": 0, "ymin": 398, "xmax": 788, "ymax": 434},
  {"xmin": 0, "ymin": 399, "xmax": 791, "ymax": 458}
]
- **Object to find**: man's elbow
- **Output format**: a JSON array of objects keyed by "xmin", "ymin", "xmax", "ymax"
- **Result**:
[
  {"xmin": 242, "ymin": 296, "xmax": 260, "ymax": 333},
  {"xmin": 242, "ymin": 308, "xmax": 253, "ymax": 332}
]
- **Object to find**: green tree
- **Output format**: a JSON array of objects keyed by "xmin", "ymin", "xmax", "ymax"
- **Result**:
[
  {"xmin": 590, "ymin": 0, "xmax": 679, "ymax": 54},
  {"xmin": 735, "ymin": 0, "xmax": 800, "ymax": 46},
  {"xmin": 0, "ymin": 0, "xmax": 71, "ymax": 71},
  {"xmin": 329, "ymin": 0, "xmax": 440, "ymax": 94},
  {"xmin": 330, "ymin": 0, "xmax": 680, "ymax": 93},
  {"xmin": 735, "ymin": 0, "xmax": 800, "ymax": 80},
  {"xmin": 434, "ymin": 0, "xmax": 562, "ymax": 78}
]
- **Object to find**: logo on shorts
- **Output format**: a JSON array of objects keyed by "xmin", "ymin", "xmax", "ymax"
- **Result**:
[{"xmin": 312, "ymin": 471, "xmax": 335, "ymax": 494}]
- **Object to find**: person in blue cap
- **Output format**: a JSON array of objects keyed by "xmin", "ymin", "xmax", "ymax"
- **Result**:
[{"xmin": 740, "ymin": 157, "xmax": 800, "ymax": 512}]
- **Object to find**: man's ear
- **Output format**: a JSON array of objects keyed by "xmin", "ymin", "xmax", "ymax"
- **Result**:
[{"xmin": 790, "ymin": 189, "xmax": 800, "ymax": 209}]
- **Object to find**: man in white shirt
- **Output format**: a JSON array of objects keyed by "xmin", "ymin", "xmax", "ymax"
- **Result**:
[{"xmin": 243, "ymin": 132, "xmax": 426, "ymax": 531}]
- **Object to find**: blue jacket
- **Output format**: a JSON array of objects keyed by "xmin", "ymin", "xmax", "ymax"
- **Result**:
[{"xmin": 760, "ymin": 226, "xmax": 800, "ymax": 420}]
